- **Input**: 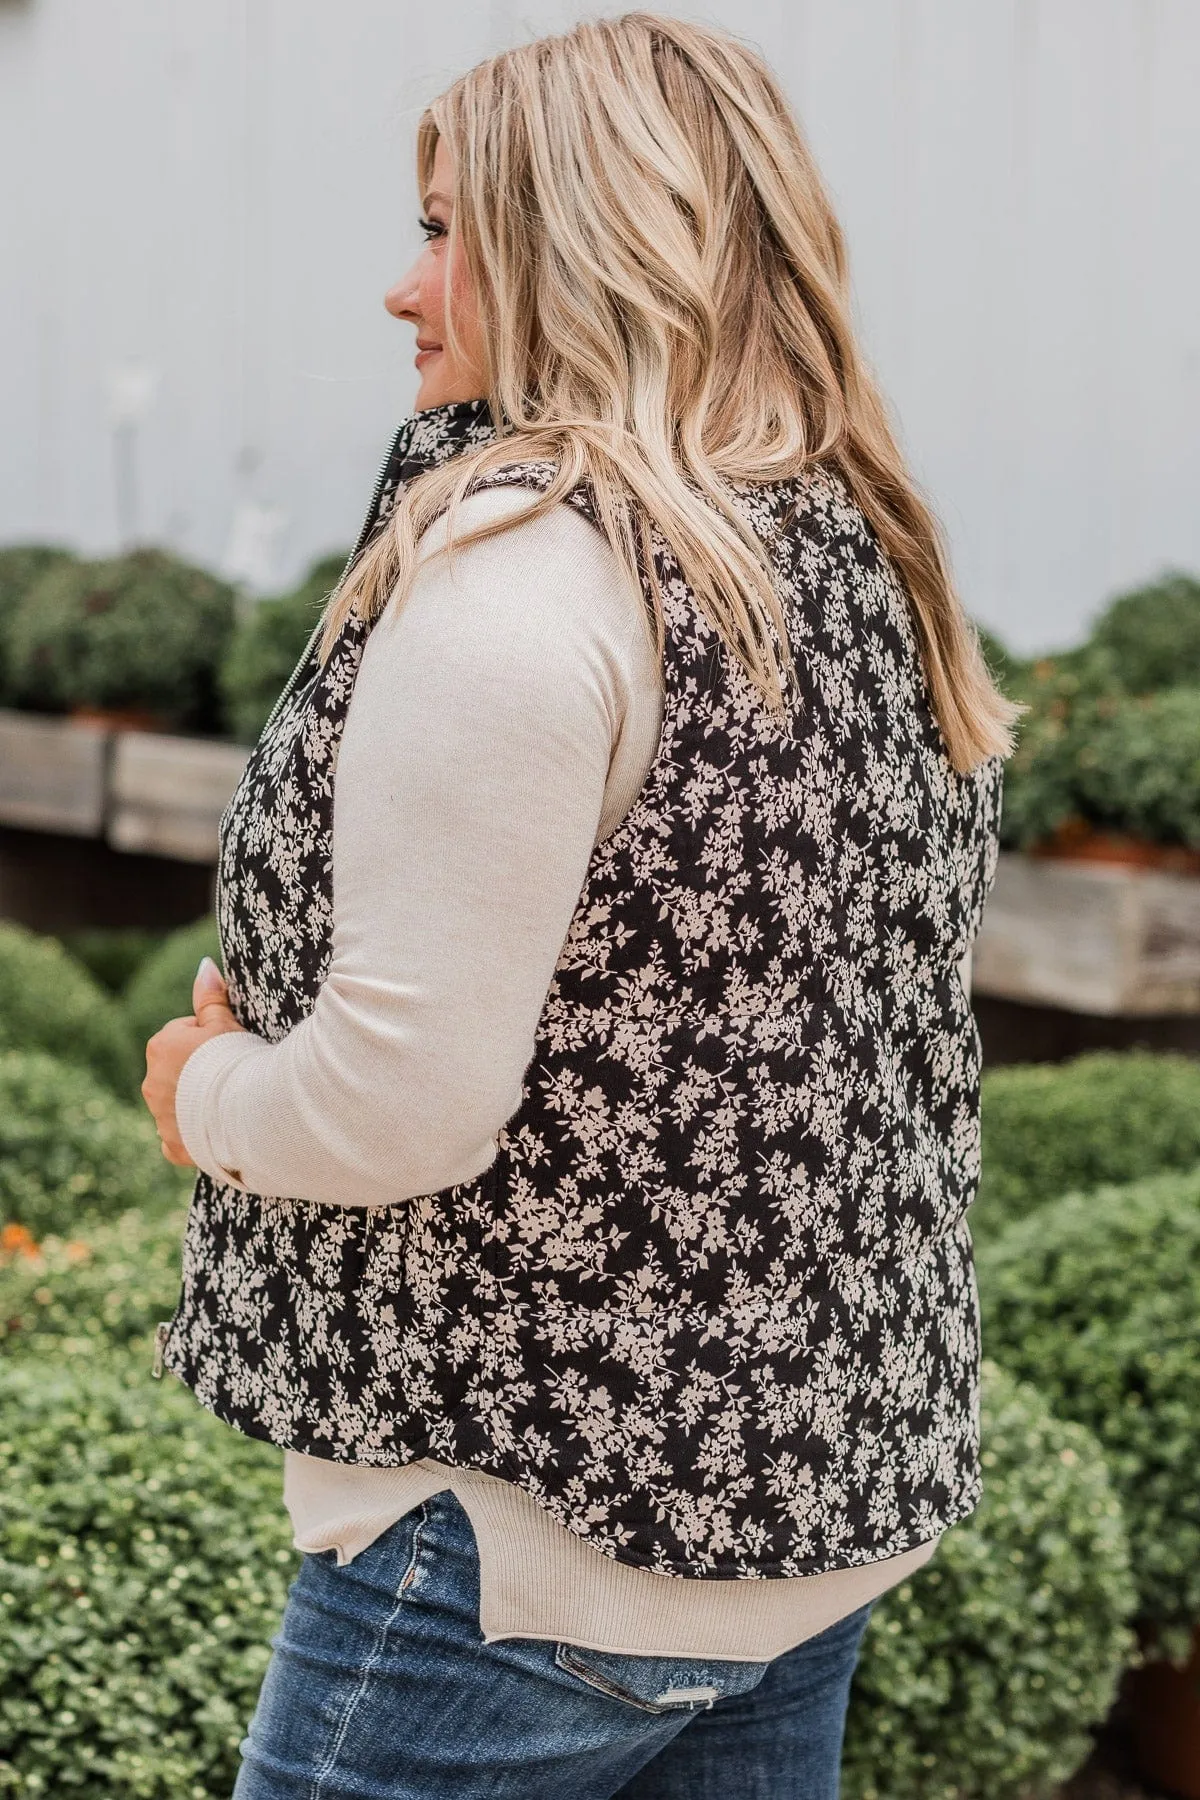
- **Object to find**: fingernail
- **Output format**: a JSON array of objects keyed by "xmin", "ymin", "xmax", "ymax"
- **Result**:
[{"xmin": 197, "ymin": 956, "xmax": 219, "ymax": 980}]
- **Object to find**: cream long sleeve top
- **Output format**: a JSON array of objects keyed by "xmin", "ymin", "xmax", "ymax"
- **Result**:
[{"xmin": 175, "ymin": 488, "xmax": 939, "ymax": 1659}]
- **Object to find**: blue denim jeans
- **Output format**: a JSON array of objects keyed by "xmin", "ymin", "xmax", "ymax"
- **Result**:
[{"xmin": 233, "ymin": 1491, "xmax": 871, "ymax": 1800}]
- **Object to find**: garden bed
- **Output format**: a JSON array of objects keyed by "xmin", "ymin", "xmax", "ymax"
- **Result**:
[
  {"xmin": 108, "ymin": 730, "xmax": 248, "ymax": 862},
  {"xmin": 0, "ymin": 709, "xmax": 246, "ymax": 867},
  {"xmin": 973, "ymin": 851, "xmax": 1200, "ymax": 1016},
  {"xmin": 0, "ymin": 710, "xmax": 108, "ymax": 836}
]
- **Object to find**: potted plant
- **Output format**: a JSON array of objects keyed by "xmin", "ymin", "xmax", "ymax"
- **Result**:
[
  {"xmin": 994, "ymin": 571, "xmax": 1200, "ymax": 871},
  {"xmin": 1001, "ymin": 685, "xmax": 1200, "ymax": 873},
  {"xmin": 0, "ymin": 545, "xmax": 76, "ymax": 704},
  {"xmin": 6, "ymin": 548, "xmax": 236, "ymax": 734},
  {"xmin": 1088, "ymin": 570, "xmax": 1200, "ymax": 695}
]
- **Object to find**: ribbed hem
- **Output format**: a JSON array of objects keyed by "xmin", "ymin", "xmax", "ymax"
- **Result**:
[
  {"xmin": 175, "ymin": 1031, "xmax": 266, "ymax": 1186},
  {"xmin": 457, "ymin": 1471, "xmax": 940, "ymax": 1660},
  {"xmin": 280, "ymin": 1450, "xmax": 942, "ymax": 1662},
  {"xmin": 284, "ymin": 1454, "xmax": 448, "ymax": 1568}
]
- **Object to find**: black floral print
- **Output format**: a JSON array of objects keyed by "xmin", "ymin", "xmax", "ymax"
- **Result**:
[{"xmin": 160, "ymin": 400, "xmax": 1002, "ymax": 1580}]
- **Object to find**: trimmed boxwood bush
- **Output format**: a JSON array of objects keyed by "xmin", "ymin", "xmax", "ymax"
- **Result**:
[
  {"xmin": 978, "ymin": 1168, "xmax": 1200, "ymax": 1654},
  {"xmin": 0, "ymin": 1050, "xmax": 183, "ymax": 1238},
  {"xmin": 976, "ymin": 1050, "xmax": 1200, "ymax": 1237},
  {"xmin": 0, "ymin": 1205, "xmax": 185, "ymax": 1361},
  {"xmin": 220, "ymin": 551, "xmax": 347, "ymax": 744},
  {"xmin": 0, "ymin": 1357, "xmax": 295, "ymax": 1799},
  {"xmin": 843, "ymin": 1365, "xmax": 1135, "ymax": 1800},
  {"xmin": 6, "ymin": 548, "xmax": 236, "ymax": 732},
  {"xmin": 60, "ymin": 928, "xmax": 166, "ymax": 997},
  {"xmin": 0, "ymin": 922, "xmax": 139, "ymax": 1094},
  {"xmin": 123, "ymin": 917, "xmax": 223, "ymax": 1055},
  {"xmin": 0, "ymin": 545, "xmax": 75, "ymax": 701}
]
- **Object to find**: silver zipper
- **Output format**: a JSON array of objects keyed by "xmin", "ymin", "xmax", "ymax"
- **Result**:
[
  {"xmin": 252, "ymin": 427, "xmax": 403, "ymax": 744},
  {"xmin": 214, "ymin": 425, "xmax": 408, "ymax": 935}
]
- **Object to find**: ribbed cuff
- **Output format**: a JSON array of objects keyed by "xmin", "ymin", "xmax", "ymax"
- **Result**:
[{"xmin": 175, "ymin": 1030, "xmax": 268, "ymax": 1187}]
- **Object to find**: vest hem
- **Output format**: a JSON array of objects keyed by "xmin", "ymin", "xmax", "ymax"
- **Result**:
[{"xmin": 156, "ymin": 1336, "xmax": 981, "ymax": 1582}]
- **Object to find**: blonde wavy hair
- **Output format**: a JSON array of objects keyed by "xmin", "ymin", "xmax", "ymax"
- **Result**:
[{"xmin": 323, "ymin": 12, "xmax": 1017, "ymax": 773}]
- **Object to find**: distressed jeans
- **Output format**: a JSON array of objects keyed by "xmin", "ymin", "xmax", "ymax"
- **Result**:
[{"xmin": 232, "ymin": 1490, "xmax": 871, "ymax": 1800}]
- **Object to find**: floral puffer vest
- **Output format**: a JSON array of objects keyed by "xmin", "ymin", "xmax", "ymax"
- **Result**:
[{"xmin": 158, "ymin": 398, "xmax": 1003, "ymax": 1580}]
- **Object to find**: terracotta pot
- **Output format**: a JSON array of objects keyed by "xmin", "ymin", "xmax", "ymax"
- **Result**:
[
  {"xmin": 69, "ymin": 704, "xmax": 166, "ymax": 733},
  {"xmin": 1030, "ymin": 819, "xmax": 1200, "ymax": 877},
  {"xmin": 1127, "ymin": 1627, "xmax": 1200, "ymax": 1799}
]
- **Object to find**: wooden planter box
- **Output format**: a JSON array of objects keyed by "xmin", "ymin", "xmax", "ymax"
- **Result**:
[
  {"xmin": 0, "ymin": 709, "xmax": 109, "ymax": 836},
  {"xmin": 1127, "ymin": 1626, "xmax": 1200, "ymax": 1799},
  {"xmin": 108, "ymin": 733, "xmax": 248, "ymax": 864},
  {"xmin": 973, "ymin": 851, "xmax": 1200, "ymax": 1016},
  {"xmin": 0, "ymin": 709, "xmax": 248, "ymax": 865}
]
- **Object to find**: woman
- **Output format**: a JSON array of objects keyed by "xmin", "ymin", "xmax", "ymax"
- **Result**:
[{"xmin": 143, "ymin": 15, "xmax": 1013, "ymax": 1799}]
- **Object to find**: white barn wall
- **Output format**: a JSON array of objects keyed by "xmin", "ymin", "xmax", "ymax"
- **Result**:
[{"xmin": 0, "ymin": 0, "xmax": 1196, "ymax": 650}]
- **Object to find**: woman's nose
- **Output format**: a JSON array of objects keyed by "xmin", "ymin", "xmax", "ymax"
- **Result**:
[{"xmin": 384, "ymin": 263, "xmax": 422, "ymax": 320}]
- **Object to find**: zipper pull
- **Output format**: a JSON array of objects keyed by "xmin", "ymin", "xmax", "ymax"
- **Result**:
[{"xmin": 152, "ymin": 1320, "xmax": 171, "ymax": 1380}]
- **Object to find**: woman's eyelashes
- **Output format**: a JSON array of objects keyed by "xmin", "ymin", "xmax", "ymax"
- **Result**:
[{"xmin": 418, "ymin": 215, "xmax": 448, "ymax": 242}]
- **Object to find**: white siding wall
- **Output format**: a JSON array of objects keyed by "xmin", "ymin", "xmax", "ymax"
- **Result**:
[{"xmin": 0, "ymin": 0, "xmax": 1196, "ymax": 650}]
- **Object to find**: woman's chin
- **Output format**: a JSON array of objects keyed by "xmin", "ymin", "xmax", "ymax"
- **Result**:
[
  {"xmin": 414, "ymin": 374, "xmax": 445, "ymax": 410},
  {"xmin": 415, "ymin": 363, "xmax": 457, "ymax": 410},
  {"xmin": 415, "ymin": 369, "xmax": 487, "ymax": 411}
]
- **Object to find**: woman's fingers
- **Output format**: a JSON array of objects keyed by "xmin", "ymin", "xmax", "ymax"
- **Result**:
[
  {"xmin": 139, "ymin": 977, "xmax": 245, "ymax": 1170},
  {"xmin": 192, "ymin": 955, "xmax": 233, "ymax": 1026}
]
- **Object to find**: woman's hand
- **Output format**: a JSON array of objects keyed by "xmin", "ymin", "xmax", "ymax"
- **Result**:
[{"xmin": 142, "ymin": 957, "xmax": 246, "ymax": 1165}]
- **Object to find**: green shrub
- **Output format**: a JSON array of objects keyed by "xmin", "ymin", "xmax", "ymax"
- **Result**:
[
  {"xmin": 1089, "ymin": 570, "xmax": 1200, "ymax": 696},
  {"xmin": 0, "ymin": 545, "xmax": 75, "ymax": 701},
  {"xmin": 6, "ymin": 548, "xmax": 236, "ymax": 732},
  {"xmin": 59, "ymin": 928, "xmax": 166, "ymax": 997},
  {"xmin": 0, "ymin": 1357, "xmax": 295, "ymax": 1799},
  {"xmin": 843, "ymin": 1365, "xmax": 1135, "ymax": 1800},
  {"xmin": 999, "ymin": 649, "xmax": 1124, "ymax": 850},
  {"xmin": 978, "ymin": 1169, "xmax": 1200, "ymax": 1652},
  {"xmin": 1069, "ymin": 687, "xmax": 1200, "ymax": 848},
  {"xmin": 976, "ymin": 1051, "xmax": 1200, "ymax": 1237},
  {"xmin": 0, "ymin": 1050, "xmax": 183, "ymax": 1238},
  {"xmin": 123, "ymin": 917, "xmax": 223, "ymax": 1054},
  {"xmin": 997, "ymin": 572, "xmax": 1200, "ymax": 851},
  {"xmin": 0, "ymin": 922, "xmax": 139, "ymax": 1094},
  {"xmin": 998, "ymin": 695, "xmax": 1086, "ymax": 851},
  {"xmin": 220, "ymin": 551, "xmax": 347, "ymax": 744},
  {"xmin": 975, "ymin": 625, "xmax": 1027, "ymax": 696},
  {"xmin": 0, "ymin": 1205, "xmax": 185, "ymax": 1360}
]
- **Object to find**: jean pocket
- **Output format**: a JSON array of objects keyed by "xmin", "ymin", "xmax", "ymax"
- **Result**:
[{"xmin": 554, "ymin": 1643, "xmax": 770, "ymax": 1716}]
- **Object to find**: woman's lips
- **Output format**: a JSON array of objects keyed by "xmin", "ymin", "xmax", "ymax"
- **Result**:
[{"xmin": 415, "ymin": 345, "xmax": 442, "ymax": 369}]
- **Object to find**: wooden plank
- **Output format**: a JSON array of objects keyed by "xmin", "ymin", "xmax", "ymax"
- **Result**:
[
  {"xmin": 973, "ymin": 852, "xmax": 1200, "ymax": 1016},
  {"xmin": 107, "ymin": 732, "xmax": 248, "ymax": 864},
  {"xmin": 0, "ymin": 708, "xmax": 108, "ymax": 836}
]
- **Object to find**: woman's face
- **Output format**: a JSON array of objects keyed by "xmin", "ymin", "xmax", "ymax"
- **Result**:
[{"xmin": 384, "ymin": 137, "xmax": 488, "ymax": 409}]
